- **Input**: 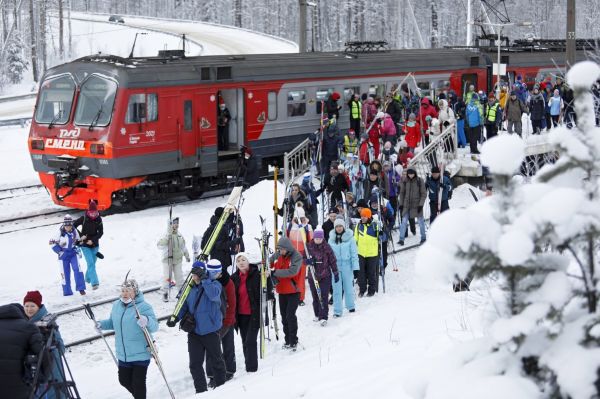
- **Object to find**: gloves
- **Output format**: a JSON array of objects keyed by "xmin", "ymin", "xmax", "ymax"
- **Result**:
[
  {"xmin": 166, "ymin": 319, "xmax": 177, "ymax": 328},
  {"xmin": 334, "ymin": 273, "xmax": 340, "ymax": 283},
  {"xmin": 305, "ymin": 258, "xmax": 314, "ymax": 266},
  {"xmin": 95, "ymin": 321, "xmax": 102, "ymax": 332},
  {"xmin": 137, "ymin": 315, "xmax": 148, "ymax": 328}
]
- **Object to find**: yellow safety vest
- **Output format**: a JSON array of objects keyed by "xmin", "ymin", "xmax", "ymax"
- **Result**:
[
  {"xmin": 351, "ymin": 100, "xmax": 361, "ymax": 119},
  {"xmin": 354, "ymin": 223, "xmax": 379, "ymax": 257},
  {"xmin": 486, "ymin": 103, "xmax": 499, "ymax": 123},
  {"xmin": 344, "ymin": 135, "xmax": 358, "ymax": 154}
]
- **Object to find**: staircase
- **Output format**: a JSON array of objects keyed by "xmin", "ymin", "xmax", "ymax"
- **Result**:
[
  {"xmin": 283, "ymin": 137, "xmax": 313, "ymax": 187},
  {"xmin": 408, "ymin": 124, "xmax": 458, "ymax": 178}
]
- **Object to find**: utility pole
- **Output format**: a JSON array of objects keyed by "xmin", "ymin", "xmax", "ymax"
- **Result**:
[
  {"xmin": 466, "ymin": 0, "xmax": 472, "ymax": 46},
  {"xmin": 299, "ymin": 0, "xmax": 307, "ymax": 53},
  {"xmin": 566, "ymin": 0, "xmax": 576, "ymax": 70},
  {"xmin": 430, "ymin": 2, "xmax": 438, "ymax": 48}
]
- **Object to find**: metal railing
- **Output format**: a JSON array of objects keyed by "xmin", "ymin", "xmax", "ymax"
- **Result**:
[
  {"xmin": 408, "ymin": 124, "xmax": 458, "ymax": 178},
  {"xmin": 283, "ymin": 137, "xmax": 312, "ymax": 187}
]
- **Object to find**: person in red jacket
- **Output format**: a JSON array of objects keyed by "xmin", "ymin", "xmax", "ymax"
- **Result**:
[
  {"xmin": 419, "ymin": 98, "xmax": 439, "ymax": 133},
  {"xmin": 205, "ymin": 258, "xmax": 237, "ymax": 384},
  {"xmin": 404, "ymin": 113, "xmax": 421, "ymax": 151},
  {"xmin": 368, "ymin": 112, "xmax": 384, "ymax": 159},
  {"xmin": 358, "ymin": 133, "xmax": 372, "ymax": 166},
  {"xmin": 269, "ymin": 237, "xmax": 303, "ymax": 350}
]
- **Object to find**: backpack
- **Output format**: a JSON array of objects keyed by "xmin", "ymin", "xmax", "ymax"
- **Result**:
[{"xmin": 219, "ymin": 288, "xmax": 227, "ymax": 320}]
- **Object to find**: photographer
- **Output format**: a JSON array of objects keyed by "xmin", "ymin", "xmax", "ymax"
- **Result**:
[
  {"xmin": 97, "ymin": 279, "xmax": 158, "ymax": 399},
  {"xmin": 0, "ymin": 302, "xmax": 44, "ymax": 399},
  {"xmin": 23, "ymin": 291, "xmax": 66, "ymax": 399}
]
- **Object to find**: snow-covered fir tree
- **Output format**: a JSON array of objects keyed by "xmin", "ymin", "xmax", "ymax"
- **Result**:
[{"xmin": 4, "ymin": 33, "xmax": 29, "ymax": 84}]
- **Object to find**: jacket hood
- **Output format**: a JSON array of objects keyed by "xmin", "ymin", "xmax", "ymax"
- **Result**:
[
  {"xmin": 277, "ymin": 237, "xmax": 296, "ymax": 254},
  {"xmin": 531, "ymin": 92, "xmax": 544, "ymax": 101},
  {"xmin": 210, "ymin": 214, "xmax": 220, "ymax": 225},
  {"xmin": 421, "ymin": 98, "xmax": 429, "ymax": 105},
  {"xmin": 0, "ymin": 303, "xmax": 26, "ymax": 320},
  {"xmin": 29, "ymin": 305, "xmax": 49, "ymax": 323},
  {"xmin": 330, "ymin": 229, "xmax": 354, "ymax": 243},
  {"xmin": 438, "ymin": 99, "xmax": 448, "ymax": 110}
]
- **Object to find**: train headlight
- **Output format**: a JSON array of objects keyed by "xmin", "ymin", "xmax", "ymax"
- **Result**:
[
  {"xmin": 31, "ymin": 139, "xmax": 45, "ymax": 150},
  {"xmin": 90, "ymin": 144, "xmax": 105, "ymax": 155}
]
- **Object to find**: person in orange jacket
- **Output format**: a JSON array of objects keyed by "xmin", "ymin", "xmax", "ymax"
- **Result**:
[{"xmin": 285, "ymin": 207, "xmax": 313, "ymax": 306}]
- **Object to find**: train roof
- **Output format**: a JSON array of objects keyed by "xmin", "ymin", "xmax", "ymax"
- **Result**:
[{"xmin": 43, "ymin": 48, "xmax": 585, "ymax": 89}]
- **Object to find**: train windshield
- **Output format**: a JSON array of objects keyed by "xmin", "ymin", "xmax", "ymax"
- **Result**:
[
  {"xmin": 74, "ymin": 75, "xmax": 117, "ymax": 128},
  {"xmin": 34, "ymin": 75, "xmax": 76, "ymax": 125}
]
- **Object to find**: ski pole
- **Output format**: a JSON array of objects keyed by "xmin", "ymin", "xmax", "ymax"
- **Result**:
[{"xmin": 83, "ymin": 303, "xmax": 118, "ymax": 367}]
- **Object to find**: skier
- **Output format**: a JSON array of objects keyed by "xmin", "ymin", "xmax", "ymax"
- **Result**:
[
  {"xmin": 0, "ymin": 302, "xmax": 44, "ymax": 399},
  {"xmin": 269, "ymin": 237, "xmax": 303, "ymax": 349},
  {"xmin": 529, "ymin": 85, "xmax": 546, "ymax": 134},
  {"xmin": 379, "ymin": 141, "xmax": 397, "ymax": 163},
  {"xmin": 358, "ymin": 133, "xmax": 372, "ymax": 166},
  {"xmin": 354, "ymin": 208, "xmax": 379, "ymax": 297},
  {"xmin": 382, "ymin": 161, "xmax": 401, "ymax": 217},
  {"xmin": 237, "ymin": 146, "xmax": 260, "ymax": 187},
  {"xmin": 157, "ymin": 217, "xmax": 191, "ymax": 301},
  {"xmin": 306, "ymin": 228, "xmax": 338, "ymax": 326},
  {"xmin": 397, "ymin": 169, "xmax": 427, "ymax": 245},
  {"xmin": 362, "ymin": 167, "xmax": 382, "ymax": 202},
  {"xmin": 453, "ymin": 97, "xmax": 468, "ymax": 147},
  {"xmin": 74, "ymin": 200, "xmax": 103, "ymax": 290},
  {"xmin": 367, "ymin": 112, "xmax": 384, "ymax": 159},
  {"xmin": 205, "ymin": 259, "xmax": 237, "ymax": 384},
  {"xmin": 317, "ymin": 162, "xmax": 349, "ymax": 209},
  {"xmin": 166, "ymin": 261, "xmax": 227, "ymax": 393},
  {"xmin": 549, "ymin": 89, "xmax": 564, "ymax": 128},
  {"xmin": 321, "ymin": 207, "xmax": 338, "ymax": 241},
  {"xmin": 398, "ymin": 141, "xmax": 414, "ymax": 169},
  {"xmin": 50, "ymin": 215, "xmax": 86, "ymax": 296},
  {"xmin": 465, "ymin": 93, "xmax": 483, "ymax": 154},
  {"xmin": 97, "ymin": 279, "xmax": 159, "ymax": 399},
  {"xmin": 484, "ymin": 94, "xmax": 501, "ymax": 140},
  {"xmin": 201, "ymin": 207, "xmax": 242, "ymax": 270},
  {"xmin": 346, "ymin": 153, "xmax": 366, "ymax": 200},
  {"xmin": 231, "ymin": 253, "xmax": 273, "ymax": 373},
  {"xmin": 317, "ymin": 118, "xmax": 343, "ymax": 178},
  {"xmin": 380, "ymin": 112, "xmax": 397, "ymax": 145},
  {"xmin": 278, "ymin": 184, "xmax": 309, "ymax": 225},
  {"xmin": 369, "ymin": 191, "xmax": 395, "ymax": 273},
  {"xmin": 504, "ymin": 91, "xmax": 527, "ymax": 137},
  {"xmin": 328, "ymin": 217, "xmax": 359, "ymax": 316},
  {"xmin": 425, "ymin": 166, "xmax": 452, "ymax": 224},
  {"xmin": 342, "ymin": 129, "xmax": 359, "ymax": 156},
  {"xmin": 23, "ymin": 290, "xmax": 66, "ymax": 399},
  {"xmin": 300, "ymin": 173, "xmax": 319, "ymax": 229},
  {"xmin": 286, "ymin": 207, "xmax": 312, "ymax": 306},
  {"xmin": 361, "ymin": 96, "xmax": 377, "ymax": 127}
]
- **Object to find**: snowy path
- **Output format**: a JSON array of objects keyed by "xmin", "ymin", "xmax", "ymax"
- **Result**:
[{"xmin": 69, "ymin": 12, "xmax": 298, "ymax": 55}]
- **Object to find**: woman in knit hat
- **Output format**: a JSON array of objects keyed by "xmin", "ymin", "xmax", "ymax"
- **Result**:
[
  {"xmin": 285, "ymin": 207, "xmax": 313, "ymax": 306},
  {"xmin": 23, "ymin": 290, "xmax": 66, "ymax": 399},
  {"xmin": 306, "ymin": 227, "xmax": 338, "ymax": 326},
  {"xmin": 328, "ymin": 217, "xmax": 359, "ymax": 317},
  {"xmin": 74, "ymin": 200, "xmax": 104, "ymax": 290}
]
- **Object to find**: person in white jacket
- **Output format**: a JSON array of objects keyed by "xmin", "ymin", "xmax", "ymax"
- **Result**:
[
  {"xmin": 437, "ymin": 98, "xmax": 456, "ymax": 152},
  {"xmin": 157, "ymin": 217, "xmax": 190, "ymax": 301}
]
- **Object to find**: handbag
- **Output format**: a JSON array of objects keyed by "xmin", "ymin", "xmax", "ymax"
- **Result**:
[{"xmin": 180, "ymin": 288, "xmax": 203, "ymax": 333}]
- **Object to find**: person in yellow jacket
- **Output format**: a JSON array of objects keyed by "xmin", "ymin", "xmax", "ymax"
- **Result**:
[
  {"xmin": 354, "ymin": 208, "xmax": 380, "ymax": 297},
  {"xmin": 348, "ymin": 93, "xmax": 362, "ymax": 134}
]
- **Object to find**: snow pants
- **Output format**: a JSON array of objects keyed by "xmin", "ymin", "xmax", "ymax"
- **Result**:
[
  {"xmin": 457, "ymin": 119, "xmax": 467, "ymax": 147},
  {"xmin": 279, "ymin": 292, "xmax": 300, "ymax": 346},
  {"xmin": 332, "ymin": 265, "xmax": 356, "ymax": 315},
  {"xmin": 161, "ymin": 261, "xmax": 183, "ymax": 294},
  {"xmin": 81, "ymin": 246, "xmax": 99, "ymax": 287},
  {"xmin": 507, "ymin": 120, "xmax": 522, "ymax": 136},
  {"xmin": 60, "ymin": 252, "xmax": 85, "ymax": 296},
  {"xmin": 308, "ymin": 274, "xmax": 331, "ymax": 321},
  {"xmin": 206, "ymin": 326, "xmax": 236, "ymax": 379},
  {"xmin": 237, "ymin": 314, "xmax": 259, "ymax": 372},
  {"xmin": 358, "ymin": 255, "xmax": 378, "ymax": 296},
  {"xmin": 118, "ymin": 360, "xmax": 149, "ymax": 399},
  {"xmin": 188, "ymin": 331, "xmax": 225, "ymax": 393},
  {"xmin": 465, "ymin": 126, "xmax": 481, "ymax": 154}
]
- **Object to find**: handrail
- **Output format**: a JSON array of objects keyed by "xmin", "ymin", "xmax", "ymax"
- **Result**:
[
  {"xmin": 283, "ymin": 137, "xmax": 312, "ymax": 187},
  {"xmin": 408, "ymin": 123, "xmax": 457, "ymax": 178}
]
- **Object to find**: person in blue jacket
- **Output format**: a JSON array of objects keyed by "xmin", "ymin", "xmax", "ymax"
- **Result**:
[
  {"xmin": 97, "ymin": 279, "xmax": 158, "ymax": 399},
  {"xmin": 328, "ymin": 217, "xmax": 359, "ymax": 317},
  {"xmin": 49, "ymin": 215, "xmax": 86, "ymax": 296},
  {"xmin": 425, "ymin": 166, "xmax": 452, "ymax": 224},
  {"xmin": 465, "ymin": 94, "xmax": 483, "ymax": 155},
  {"xmin": 166, "ymin": 260, "xmax": 226, "ymax": 394},
  {"xmin": 23, "ymin": 290, "xmax": 66, "ymax": 399}
]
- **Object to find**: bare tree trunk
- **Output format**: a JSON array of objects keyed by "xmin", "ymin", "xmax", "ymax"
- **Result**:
[
  {"xmin": 2, "ymin": 2, "xmax": 8, "ymax": 41},
  {"xmin": 29, "ymin": 0, "xmax": 38, "ymax": 82},
  {"xmin": 40, "ymin": 0, "xmax": 46, "ymax": 72},
  {"xmin": 67, "ymin": 0, "xmax": 72, "ymax": 57},
  {"xmin": 58, "ymin": 0, "xmax": 64, "ymax": 59},
  {"xmin": 234, "ymin": 0, "xmax": 242, "ymax": 27}
]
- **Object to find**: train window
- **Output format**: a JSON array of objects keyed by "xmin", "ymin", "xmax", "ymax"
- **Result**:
[
  {"xmin": 368, "ymin": 84, "xmax": 386, "ymax": 99},
  {"xmin": 316, "ymin": 88, "xmax": 333, "ymax": 114},
  {"xmin": 416, "ymin": 81, "xmax": 431, "ymax": 98},
  {"xmin": 268, "ymin": 91, "xmax": 277, "ymax": 121},
  {"xmin": 125, "ymin": 93, "xmax": 158, "ymax": 124},
  {"xmin": 183, "ymin": 100, "xmax": 193, "ymax": 130},
  {"xmin": 201, "ymin": 67, "xmax": 211, "ymax": 81},
  {"xmin": 35, "ymin": 74, "xmax": 76, "ymax": 125},
  {"xmin": 343, "ymin": 87, "xmax": 360, "ymax": 110},
  {"xmin": 287, "ymin": 90, "xmax": 306, "ymax": 117},
  {"xmin": 216, "ymin": 67, "xmax": 232, "ymax": 80},
  {"xmin": 74, "ymin": 75, "xmax": 117, "ymax": 127}
]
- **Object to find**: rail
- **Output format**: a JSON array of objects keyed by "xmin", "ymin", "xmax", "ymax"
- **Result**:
[
  {"xmin": 408, "ymin": 124, "xmax": 457, "ymax": 178},
  {"xmin": 0, "ymin": 92, "xmax": 37, "ymax": 103},
  {"xmin": 283, "ymin": 137, "xmax": 313, "ymax": 188},
  {"xmin": 0, "ymin": 117, "xmax": 31, "ymax": 127}
]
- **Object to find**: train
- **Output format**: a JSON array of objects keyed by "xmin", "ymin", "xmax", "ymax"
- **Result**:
[{"xmin": 27, "ymin": 45, "xmax": 586, "ymax": 210}]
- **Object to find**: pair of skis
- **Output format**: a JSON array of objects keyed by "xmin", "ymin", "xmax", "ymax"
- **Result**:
[
  {"xmin": 168, "ymin": 186, "xmax": 243, "ymax": 326},
  {"xmin": 257, "ymin": 215, "xmax": 279, "ymax": 359},
  {"xmin": 373, "ymin": 188, "xmax": 386, "ymax": 293}
]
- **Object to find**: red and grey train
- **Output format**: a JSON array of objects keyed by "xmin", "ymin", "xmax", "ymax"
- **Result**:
[{"xmin": 28, "ymin": 47, "xmax": 583, "ymax": 210}]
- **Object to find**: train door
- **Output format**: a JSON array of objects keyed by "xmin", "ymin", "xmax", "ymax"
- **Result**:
[
  {"xmin": 217, "ymin": 88, "xmax": 245, "ymax": 153},
  {"xmin": 461, "ymin": 73, "xmax": 478, "ymax": 96},
  {"xmin": 179, "ymin": 93, "xmax": 198, "ymax": 168},
  {"xmin": 194, "ymin": 92, "xmax": 218, "ymax": 177}
]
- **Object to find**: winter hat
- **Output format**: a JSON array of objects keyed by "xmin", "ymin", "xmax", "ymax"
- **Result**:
[
  {"xmin": 294, "ymin": 207, "xmax": 306, "ymax": 220},
  {"xmin": 328, "ymin": 207, "xmax": 338, "ymax": 215},
  {"xmin": 510, "ymin": 91, "xmax": 517, "ymax": 96},
  {"xmin": 313, "ymin": 228, "xmax": 325, "ymax": 240},
  {"xmin": 408, "ymin": 113, "xmax": 416, "ymax": 120},
  {"xmin": 407, "ymin": 168, "xmax": 417, "ymax": 176},
  {"xmin": 171, "ymin": 217, "xmax": 180, "ymax": 225},
  {"xmin": 369, "ymin": 194, "xmax": 378, "ymax": 206},
  {"xmin": 121, "ymin": 279, "xmax": 139, "ymax": 295},
  {"xmin": 398, "ymin": 140, "xmax": 408, "ymax": 149},
  {"xmin": 360, "ymin": 133, "xmax": 369, "ymax": 141},
  {"xmin": 191, "ymin": 261, "xmax": 206, "ymax": 276},
  {"xmin": 360, "ymin": 208, "xmax": 372, "ymax": 219},
  {"xmin": 207, "ymin": 259, "xmax": 222, "ymax": 274},
  {"xmin": 86, "ymin": 200, "xmax": 100, "ymax": 219},
  {"xmin": 334, "ymin": 217, "xmax": 345, "ymax": 228},
  {"xmin": 235, "ymin": 252, "xmax": 250, "ymax": 264},
  {"xmin": 214, "ymin": 207, "xmax": 224, "ymax": 218},
  {"xmin": 488, "ymin": 92, "xmax": 496, "ymax": 99},
  {"xmin": 431, "ymin": 166, "xmax": 441, "ymax": 174},
  {"xmin": 331, "ymin": 92, "xmax": 341, "ymax": 101},
  {"xmin": 23, "ymin": 291, "xmax": 42, "ymax": 308},
  {"xmin": 533, "ymin": 84, "xmax": 540, "ymax": 91},
  {"xmin": 348, "ymin": 129, "xmax": 355, "ymax": 135},
  {"xmin": 63, "ymin": 214, "xmax": 73, "ymax": 225},
  {"xmin": 303, "ymin": 172, "xmax": 311, "ymax": 181},
  {"xmin": 376, "ymin": 111, "xmax": 385, "ymax": 120},
  {"xmin": 356, "ymin": 199, "xmax": 368, "ymax": 209}
]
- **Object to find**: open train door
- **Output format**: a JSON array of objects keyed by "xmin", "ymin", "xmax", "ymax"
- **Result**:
[{"xmin": 218, "ymin": 88, "xmax": 246, "ymax": 153}]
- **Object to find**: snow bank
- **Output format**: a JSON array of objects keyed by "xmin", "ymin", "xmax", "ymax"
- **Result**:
[
  {"xmin": 480, "ymin": 134, "xmax": 525, "ymax": 176},
  {"xmin": 566, "ymin": 61, "xmax": 600, "ymax": 89}
]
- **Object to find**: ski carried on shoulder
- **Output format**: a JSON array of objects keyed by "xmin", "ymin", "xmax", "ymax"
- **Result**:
[
  {"xmin": 167, "ymin": 186, "xmax": 243, "ymax": 326},
  {"xmin": 166, "ymin": 204, "xmax": 175, "ymax": 302}
]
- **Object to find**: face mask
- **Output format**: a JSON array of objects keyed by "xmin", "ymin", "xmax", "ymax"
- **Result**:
[
  {"xmin": 120, "ymin": 297, "xmax": 133, "ymax": 304},
  {"xmin": 407, "ymin": 121, "xmax": 416, "ymax": 127}
]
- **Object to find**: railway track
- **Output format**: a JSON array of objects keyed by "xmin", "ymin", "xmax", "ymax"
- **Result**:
[{"xmin": 0, "ymin": 184, "xmax": 45, "ymax": 200}]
